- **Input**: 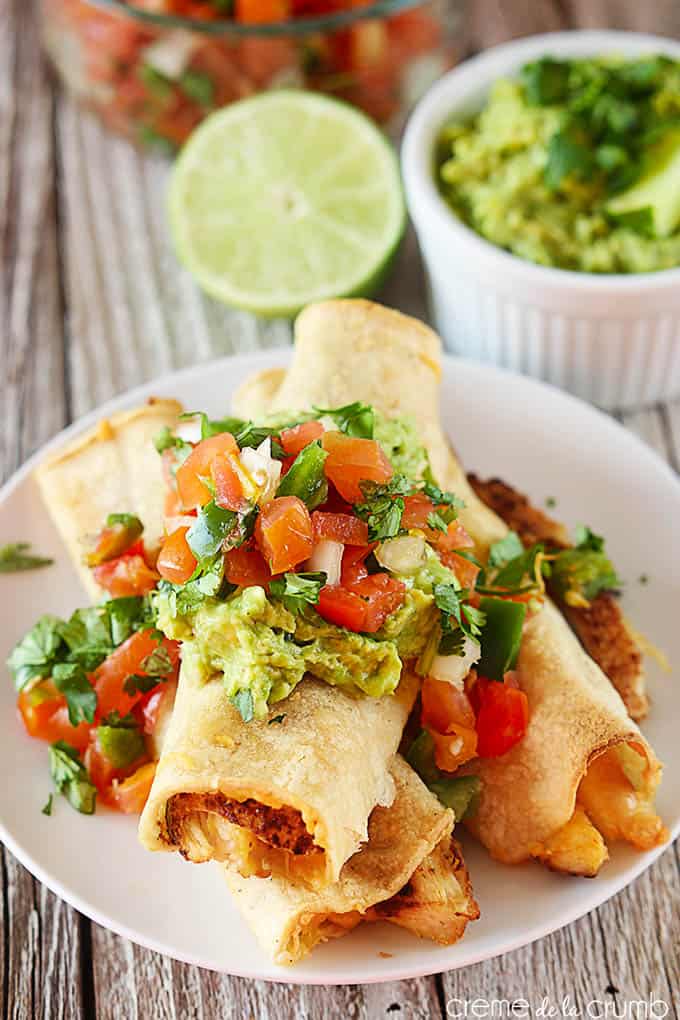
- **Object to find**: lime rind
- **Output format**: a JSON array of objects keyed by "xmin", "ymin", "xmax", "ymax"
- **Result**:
[{"xmin": 168, "ymin": 91, "xmax": 406, "ymax": 317}]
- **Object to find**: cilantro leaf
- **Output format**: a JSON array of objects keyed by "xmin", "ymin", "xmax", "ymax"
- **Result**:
[
  {"xmin": 427, "ymin": 508, "xmax": 457, "ymax": 533},
  {"xmin": 49, "ymin": 741, "xmax": 96, "ymax": 815},
  {"xmin": 140, "ymin": 645, "xmax": 173, "ymax": 677},
  {"xmin": 235, "ymin": 422, "xmax": 285, "ymax": 459},
  {"xmin": 314, "ymin": 402, "xmax": 375, "ymax": 439},
  {"xmin": 269, "ymin": 572, "xmax": 326, "ymax": 615},
  {"xmin": 574, "ymin": 525, "xmax": 605, "ymax": 552},
  {"xmin": 521, "ymin": 57, "xmax": 571, "ymax": 106},
  {"xmin": 232, "ymin": 688, "xmax": 254, "ymax": 723},
  {"xmin": 0, "ymin": 542, "xmax": 53, "ymax": 573},
  {"xmin": 7, "ymin": 615, "xmax": 63, "ymax": 691},
  {"xmin": 434, "ymin": 583, "xmax": 485, "ymax": 652},
  {"xmin": 421, "ymin": 482, "xmax": 465, "ymax": 509},
  {"xmin": 488, "ymin": 531, "xmax": 524, "ymax": 567},
  {"xmin": 154, "ymin": 426, "xmax": 188, "ymax": 454},
  {"xmin": 180, "ymin": 411, "xmax": 245, "ymax": 440},
  {"xmin": 124, "ymin": 674, "xmax": 161, "ymax": 696},
  {"xmin": 42, "ymin": 794, "xmax": 53, "ymax": 817},
  {"xmin": 268, "ymin": 714, "xmax": 286, "ymax": 725},
  {"xmin": 355, "ymin": 475, "xmax": 412, "ymax": 541},
  {"xmin": 544, "ymin": 125, "xmax": 593, "ymax": 190},
  {"xmin": 179, "ymin": 70, "xmax": 214, "ymax": 108},
  {"xmin": 52, "ymin": 663, "xmax": 97, "ymax": 726}
]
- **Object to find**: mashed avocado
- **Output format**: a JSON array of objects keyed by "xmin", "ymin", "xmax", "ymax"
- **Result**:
[
  {"xmin": 156, "ymin": 584, "xmax": 436, "ymax": 720},
  {"xmin": 437, "ymin": 55, "xmax": 680, "ymax": 273}
]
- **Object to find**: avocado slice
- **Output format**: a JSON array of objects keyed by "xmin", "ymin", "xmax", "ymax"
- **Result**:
[{"xmin": 606, "ymin": 129, "xmax": 680, "ymax": 238}]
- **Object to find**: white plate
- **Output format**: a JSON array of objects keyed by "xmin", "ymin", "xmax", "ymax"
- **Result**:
[{"xmin": 1, "ymin": 352, "xmax": 678, "ymax": 985}]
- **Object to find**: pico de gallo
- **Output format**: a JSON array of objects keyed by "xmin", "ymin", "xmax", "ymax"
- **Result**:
[
  {"xmin": 8, "ymin": 401, "xmax": 623, "ymax": 821},
  {"xmin": 40, "ymin": 0, "xmax": 454, "ymax": 148},
  {"xmin": 145, "ymin": 402, "xmax": 551, "ymax": 819}
]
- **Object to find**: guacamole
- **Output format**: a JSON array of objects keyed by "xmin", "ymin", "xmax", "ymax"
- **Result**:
[
  {"xmin": 436, "ymin": 55, "xmax": 680, "ymax": 273},
  {"xmin": 156, "ymin": 583, "xmax": 436, "ymax": 719}
]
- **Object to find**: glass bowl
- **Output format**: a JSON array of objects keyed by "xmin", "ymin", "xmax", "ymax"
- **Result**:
[{"xmin": 39, "ymin": 0, "xmax": 466, "ymax": 149}]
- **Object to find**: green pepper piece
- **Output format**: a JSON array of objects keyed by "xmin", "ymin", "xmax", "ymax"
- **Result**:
[
  {"xmin": 97, "ymin": 723, "xmax": 145, "ymax": 769},
  {"xmin": 85, "ymin": 513, "xmax": 144, "ymax": 566},
  {"xmin": 429, "ymin": 775, "xmax": 481, "ymax": 822},
  {"xmin": 477, "ymin": 597, "xmax": 527, "ymax": 681},
  {"xmin": 406, "ymin": 729, "xmax": 440, "ymax": 786},
  {"xmin": 186, "ymin": 500, "xmax": 237, "ymax": 566},
  {"xmin": 407, "ymin": 730, "xmax": 481, "ymax": 820},
  {"xmin": 276, "ymin": 441, "xmax": 328, "ymax": 509}
]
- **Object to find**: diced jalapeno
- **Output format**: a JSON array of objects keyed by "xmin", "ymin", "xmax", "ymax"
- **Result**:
[{"xmin": 477, "ymin": 597, "xmax": 527, "ymax": 681}]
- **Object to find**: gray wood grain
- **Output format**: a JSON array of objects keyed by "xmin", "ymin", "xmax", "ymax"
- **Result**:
[{"xmin": 1, "ymin": 0, "xmax": 679, "ymax": 1017}]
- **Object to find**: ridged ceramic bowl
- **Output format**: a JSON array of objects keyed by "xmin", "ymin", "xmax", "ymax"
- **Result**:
[{"xmin": 402, "ymin": 31, "xmax": 680, "ymax": 411}]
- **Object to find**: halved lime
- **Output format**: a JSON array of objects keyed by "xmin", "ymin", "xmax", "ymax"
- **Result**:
[{"xmin": 168, "ymin": 91, "xmax": 406, "ymax": 317}]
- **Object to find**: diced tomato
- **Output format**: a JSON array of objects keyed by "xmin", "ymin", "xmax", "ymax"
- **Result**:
[
  {"xmin": 401, "ymin": 493, "xmax": 436, "ymax": 531},
  {"xmin": 254, "ymin": 495, "xmax": 314, "ymax": 574},
  {"xmin": 431, "ymin": 727, "xmax": 478, "ymax": 773},
  {"xmin": 421, "ymin": 676, "xmax": 476, "ymax": 734},
  {"xmin": 92, "ymin": 630, "xmax": 180, "ymax": 720},
  {"xmin": 475, "ymin": 677, "xmax": 529, "ymax": 758},
  {"xmin": 321, "ymin": 432, "xmax": 393, "ymax": 503},
  {"xmin": 279, "ymin": 421, "xmax": 324, "ymax": 457},
  {"xmin": 17, "ymin": 688, "xmax": 91, "ymax": 752},
  {"xmin": 317, "ymin": 584, "xmax": 369, "ymax": 632},
  {"xmin": 438, "ymin": 520, "xmax": 475, "ymax": 555},
  {"xmin": 84, "ymin": 731, "xmax": 147, "ymax": 805},
  {"xmin": 224, "ymin": 543, "xmax": 271, "ymax": 588},
  {"xmin": 86, "ymin": 517, "xmax": 143, "ymax": 566},
  {"xmin": 110, "ymin": 762, "xmax": 157, "ymax": 814},
  {"xmin": 340, "ymin": 544, "xmax": 373, "ymax": 586},
  {"xmin": 312, "ymin": 511, "xmax": 369, "ymax": 546},
  {"xmin": 93, "ymin": 544, "xmax": 159, "ymax": 598},
  {"xmin": 157, "ymin": 527, "xmax": 197, "ymax": 585},
  {"xmin": 421, "ymin": 676, "xmax": 478, "ymax": 771},
  {"xmin": 317, "ymin": 572, "xmax": 404, "ymax": 633},
  {"xmin": 235, "ymin": 0, "xmax": 290, "ymax": 23},
  {"xmin": 350, "ymin": 573, "xmax": 405, "ymax": 631},
  {"xmin": 134, "ymin": 685, "xmax": 168, "ymax": 736},
  {"xmin": 175, "ymin": 432, "xmax": 239, "ymax": 510},
  {"xmin": 213, "ymin": 453, "xmax": 249, "ymax": 512},
  {"xmin": 164, "ymin": 488, "xmax": 184, "ymax": 518}
]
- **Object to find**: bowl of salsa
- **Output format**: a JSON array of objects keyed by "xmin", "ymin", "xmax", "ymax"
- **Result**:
[{"xmin": 40, "ymin": 0, "xmax": 465, "ymax": 149}]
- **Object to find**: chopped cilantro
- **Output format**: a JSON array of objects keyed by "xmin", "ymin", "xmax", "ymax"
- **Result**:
[
  {"xmin": 406, "ymin": 730, "xmax": 480, "ymax": 820},
  {"xmin": 7, "ymin": 615, "xmax": 63, "ymax": 690},
  {"xmin": 574, "ymin": 525, "xmax": 605, "ymax": 552},
  {"xmin": 355, "ymin": 475, "xmax": 412, "ymax": 541},
  {"xmin": 545, "ymin": 496, "xmax": 557, "ymax": 508},
  {"xmin": 488, "ymin": 531, "xmax": 524, "ymax": 568},
  {"xmin": 268, "ymin": 714, "xmax": 286, "ymax": 725},
  {"xmin": 154, "ymin": 426, "xmax": 188, "ymax": 454},
  {"xmin": 123, "ymin": 673, "xmax": 161, "ymax": 696},
  {"xmin": 49, "ymin": 741, "xmax": 96, "ymax": 815},
  {"xmin": 521, "ymin": 57, "xmax": 571, "ymax": 106},
  {"xmin": 314, "ymin": 402, "xmax": 375, "ymax": 439},
  {"xmin": 0, "ymin": 542, "xmax": 53, "ymax": 573},
  {"xmin": 179, "ymin": 70, "xmax": 215, "ymax": 108},
  {"xmin": 180, "ymin": 411, "xmax": 245, "ymax": 440},
  {"xmin": 421, "ymin": 482, "xmax": 465, "ymax": 509},
  {"xmin": 41, "ymin": 794, "xmax": 53, "ymax": 817},
  {"xmin": 434, "ymin": 583, "xmax": 485, "ymax": 653},
  {"xmin": 427, "ymin": 508, "xmax": 457, "ymax": 533},
  {"xmin": 232, "ymin": 688, "xmax": 254, "ymax": 723},
  {"xmin": 269, "ymin": 572, "xmax": 326, "ymax": 615},
  {"xmin": 140, "ymin": 645, "xmax": 173, "ymax": 677},
  {"xmin": 235, "ymin": 422, "xmax": 285, "ymax": 459},
  {"xmin": 51, "ymin": 663, "xmax": 97, "ymax": 726},
  {"xmin": 639, "ymin": 574, "xmax": 649, "ymax": 585}
]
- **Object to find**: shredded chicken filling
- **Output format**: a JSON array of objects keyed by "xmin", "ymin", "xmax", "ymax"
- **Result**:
[{"xmin": 165, "ymin": 792, "xmax": 320, "ymax": 857}]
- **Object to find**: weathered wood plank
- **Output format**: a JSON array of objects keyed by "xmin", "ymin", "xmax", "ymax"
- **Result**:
[
  {"xmin": 468, "ymin": 0, "xmax": 570, "ymax": 52},
  {"xmin": 564, "ymin": 0, "xmax": 680, "ymax": 36}
]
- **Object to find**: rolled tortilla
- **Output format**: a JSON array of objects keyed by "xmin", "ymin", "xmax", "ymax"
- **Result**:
[
  {"xmin": 234, "ymin": 299, "xmax": 665, "ymax": 870},
  {"xmin": 139, "ymin": 630, "xmax": 419, "ymax": 887},
  {"xmin": 224, "ymin": 756, "xmax": 478, "ymax": 966},
  {"xmin": 34, "ymin": 398, "xmax": 182, "ymax": 600}
]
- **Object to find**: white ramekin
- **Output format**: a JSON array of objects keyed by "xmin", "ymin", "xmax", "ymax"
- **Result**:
[{"xmin": 402, "ymin": 31, "xmax": 680, "ymax": 411}]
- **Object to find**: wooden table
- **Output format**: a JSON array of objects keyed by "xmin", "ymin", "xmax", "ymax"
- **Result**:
[{"xmin": 2, "ymin": 1, "xmax": 680, "ymax": 1016}]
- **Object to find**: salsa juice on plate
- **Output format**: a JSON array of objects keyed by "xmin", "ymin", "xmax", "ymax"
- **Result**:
[{"xmin": 436, "ymin": 55, "xmax": 680, "ymax": 273}]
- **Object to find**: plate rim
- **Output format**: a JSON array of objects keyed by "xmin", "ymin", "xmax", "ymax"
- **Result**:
[{"xmin": 1, "ymin": 348, "xmax": 678, "ymax": 985}]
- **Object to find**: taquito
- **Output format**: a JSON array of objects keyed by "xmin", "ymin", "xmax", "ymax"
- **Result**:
[
  {"xmin": 139, "ymin": 647, "xmax": 418, "ymax": 885},
  {"xmin": 233, "ymin": 299, "xmax": 665, "ymax": 875},
  {"xmin": 35, "ymin": 398, "xmax": 182, "ymax": 600},
  {"xmin": 224, "ymin": 756, "xmax": 478, "ymax": 965}
]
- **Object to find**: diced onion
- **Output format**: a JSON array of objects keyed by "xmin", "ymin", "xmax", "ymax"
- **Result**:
[
  {"xmin": 430, "ymin": 637, "xmax": 480, "ymax": 690},
  {"xmin": 164, "ymin": 514, "xmax": 198, "ymax": 536},
  {"xmin": 142, "ymin": 30, "xmax": 198, "ymax": 79},
  {"xmin": 317, "ymin": 415, "xmax": 336, "ymax": 433},
  {"xmin": 239, "ymin": 438, "xmax": 282, "ymax": 505},
  {"xmin": 175, "ymin": 419, "xmax": 202, "ymax": 444},
  {"xmin": 375, "ymin": 535, "xmax": 426, "ymax": 575},
  {"xmin": 305, "ymin": 540, "xmax": 343, "ymax": 585}
]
